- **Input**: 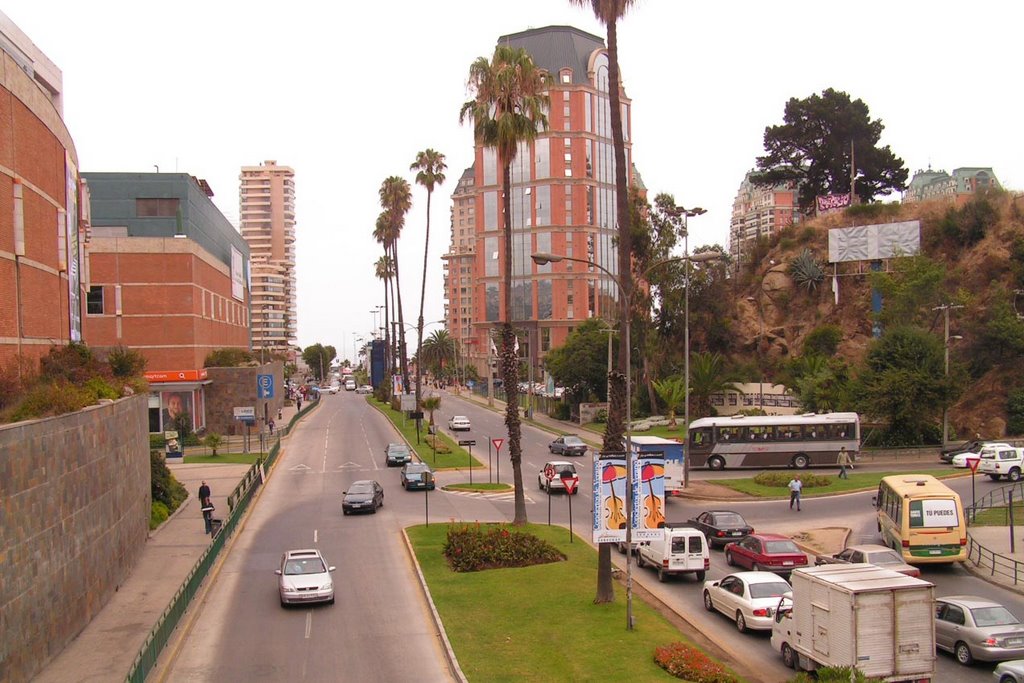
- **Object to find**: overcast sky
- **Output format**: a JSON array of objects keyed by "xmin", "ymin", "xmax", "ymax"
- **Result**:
[{"xmin": 8, "ymin": 2, "xmax": 1022, "ymax": 361}]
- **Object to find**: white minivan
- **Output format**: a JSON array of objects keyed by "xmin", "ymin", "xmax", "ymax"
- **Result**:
[{"xmin": 637, "ymin": 524, "xmax": 710, "ymax": 582}]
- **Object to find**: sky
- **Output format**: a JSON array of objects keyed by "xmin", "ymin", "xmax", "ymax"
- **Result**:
[{"xmin": 7, "ymin": 2, "xmax": 1023, "ymax": 361}]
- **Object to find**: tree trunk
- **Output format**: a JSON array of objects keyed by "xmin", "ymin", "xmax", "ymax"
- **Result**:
[
  {"xmin": 501, "ymin": 160, "xmax": 526, "ymax": 525},
  {"xmin": 392, "ymin": 241, "xmax": 410, "ymax": 393},
  {"xmin": 595, "ymin": 370, "xmax": 627, "ymax": 604},
  {"xmin": 416, "ymin": 189, "xmax": 432, "ymax": 420},
  {"xmin": 382, "ymin": 259, "xmax": 391, "ymax": 377}
]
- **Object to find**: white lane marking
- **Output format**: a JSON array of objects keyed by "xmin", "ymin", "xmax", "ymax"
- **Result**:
[
  {"xmin": 314, "ymin": 529, "xmax": 318, "ymax": 544},
  {"xmin": 305, "ymin": 611, "xmax": 312, "ymax": 639},
  {"xmin": 323, "ymin": 427, "xmax": 329, "ymax": 473}
]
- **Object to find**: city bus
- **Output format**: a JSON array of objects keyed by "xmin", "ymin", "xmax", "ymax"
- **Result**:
[
  {"xmin": 686, "ymin": 412, "xmax": 860, "ymax": 470},
  {"xmin": 874, "ymin": 474, "xmax": 967, "ymax": 564}
]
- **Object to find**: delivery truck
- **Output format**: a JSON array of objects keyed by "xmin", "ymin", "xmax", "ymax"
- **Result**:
[
  {"xmin": 770, "ymin": 564, "xmax": 935, "ymax": 681},
  {"xmin": 630, "ymin": 435, "xmax": 684, "ymax": 495}
]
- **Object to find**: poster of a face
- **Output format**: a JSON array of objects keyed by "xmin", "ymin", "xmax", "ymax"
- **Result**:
[{"xmin": 161, "ymin": 391, "xmax": 193, "ymax": 429}]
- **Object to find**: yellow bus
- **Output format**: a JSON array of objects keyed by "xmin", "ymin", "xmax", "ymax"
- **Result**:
[{"xmin": 874, "ymin": 474, "xmax": 966, "ymax": 564}]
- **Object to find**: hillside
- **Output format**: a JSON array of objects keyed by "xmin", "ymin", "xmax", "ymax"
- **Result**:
[{"xmin": 736, "ymin": 192, "xmax": 1024, "ymax": 438}]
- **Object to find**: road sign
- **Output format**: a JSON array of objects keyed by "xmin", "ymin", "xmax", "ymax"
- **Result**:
[
  {"xmin": 561, "ymin": 475, "xmax": 579, "ymax": 495},
  {"xmin": 544, "ymin": 464, "xmax": 556, "ymax": 481},
  {"xmin": 492, "ymin": 437, "xmax": 504, "ymax": 452},
  {"xmin": 257, "ymin": 374, "xmax": 274, "ymax": 399},
  {"xmin": 967, "ymin": 457, "xmax": 981, "ymax": 473},
  {"xmin": 458, "ymin": 439, "xmax": 476, "ymax": 447},
  {"xmin": 410, "ymin": 411, "xmax": 424, "ymax": 420},
  {"xmin": 400, "ymin": 394, "xmax": 416, "ymax": 411},
  {"xmin": 233, "ymin": 406, "xmax": 256, "ymax": 420}
]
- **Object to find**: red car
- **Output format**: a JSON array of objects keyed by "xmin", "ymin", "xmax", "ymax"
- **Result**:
[{"xmin": 724, "ymin": 533, "xmax": 808, "ymax": 576}]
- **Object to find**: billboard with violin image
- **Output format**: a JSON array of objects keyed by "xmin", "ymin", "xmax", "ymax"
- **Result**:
[{"xmin": 592, "ymin": 452, "xmax": 666, "ymax": 543}]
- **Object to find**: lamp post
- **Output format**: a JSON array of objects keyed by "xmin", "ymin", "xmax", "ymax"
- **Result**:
[
  {"xmin": 370, "ymin": 306, "xmax": 383, "ymax": 340},
  {"xmin": 934, "ymin": 303, "xmax": 964, "ymax": 446},
  {"xmin": 532, "ymin": 245, "xmax": 722, "ymax": 630}
]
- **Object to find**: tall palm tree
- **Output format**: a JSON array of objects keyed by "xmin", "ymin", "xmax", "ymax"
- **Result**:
[
  {"xmin": 569, "ymin": 0, "xmax": 638, "ymax": 604},
  {"xmin": 461, "ymin": 45, "xmax": 550, "ymax": 525},
  {"xmin": 420, "ymin": 328, "xmax": 456, "ymax": 378},
  {"xmin": 379, "ymin": 176, "xmax": 413, "ymax": 393},
  {"xmin": 410, "ymin": 149, "xmax": 447, "ymax": 416},
  {"xmin": 373, "ymin": 226, "xmax": 395, "ymax": 377}
]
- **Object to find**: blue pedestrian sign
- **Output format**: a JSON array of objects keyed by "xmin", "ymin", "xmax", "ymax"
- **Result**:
[{"xmin": 257, "ymin": 374, "xmax": 274, "ymax": 399}]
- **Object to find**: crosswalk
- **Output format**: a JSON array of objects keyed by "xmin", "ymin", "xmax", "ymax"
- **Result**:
[{"xmin": 443, "ymin": 487, "xmax": 537, "ymax": 504}]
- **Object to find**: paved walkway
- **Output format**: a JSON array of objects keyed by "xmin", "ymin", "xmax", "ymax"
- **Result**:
[{"xmin": 34, "ymin": 403, "xmax": 307, "ymax": 682}]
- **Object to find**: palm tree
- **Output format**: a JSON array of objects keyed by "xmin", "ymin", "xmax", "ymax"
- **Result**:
[
  {"xmin": 652, "ymin": 376, "xmax": 687, "ymax": 428},
  {"xmin": 461, "ymin": 45, "xmax": 550, "ymax": 525},
  {"xmin": 374, "ymin": 247, "xmax": 393, "ymax": 378},
  {"xmin": 569, "ymin": 0, "xmax": 639, "ymax": 603},
  {"xmin": 379, "ymin": 177, "xmax": 413, "ymax": 393},
  {"xmin": 689, "ymin": 352, "xmax": 742, "ymax": 419},
  {"xmin": 421, "ymin": 329, "xmax": 456, "ymax": 378},
  {"xmin": 410, "ymin": 149, "xmax": 447, "ymax": 417}
]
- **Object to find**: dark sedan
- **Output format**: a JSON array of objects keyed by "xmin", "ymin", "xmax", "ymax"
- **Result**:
[
  {"xmin": 725, "ymin": 533, "xmax": 808, "ymax": 576},
  {"xmin": 940, "ymin": 439, "xmax": 985, "ymax": 462},
  {"xmin": 688, "ymin": 510, "xmax": 754, "ymax": 549},
  {"xmin": 342, "ymin": 480, "xmax": 384, "ymax": 514},
  {"xmin": 385, "ymin": 443, "xmax": 412, "ymax": 467},
  {"xmin": 548, "ymin": 435, "xmax": 588, "ymax": 456},
  {"xmin": 400, "ymin": 463, "xmax": 435, "ymax": 491}
]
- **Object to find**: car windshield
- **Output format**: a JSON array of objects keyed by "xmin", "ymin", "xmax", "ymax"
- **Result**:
[
  {"xmin": 389, "ymin": 445, "xmax": 409, "ymax": 454},
  {"xmin": 749, "ymin": 582, "xmax": 791, "ymax": 599},
  {"xmin": 970, "ymin": 606, "xmax": 1020, "ymax": 627},
  {"xmin": 714, "ymin": 513, "xmax": 746, "ymax": 526},
  {"xmin": 285, "ymin": 557, "xmax": 326, "ymax": 575},
  {"xmin": 866, "ymin": 550, "xmax": 904, "ymax": 564},
  {"xmin": 453, "ymin": 416, "xmax": 468, "ymax": 421},
  {"xmin": 764, "ymin": 540, "xmax": 800, "ymax": 554},
  {"xmin": 564, "ymin": 437, "xmax": 584, "ymax": 446},
  {"xmin": 348, "ymin": 483, "xmax": 373, "ymax": 494}
]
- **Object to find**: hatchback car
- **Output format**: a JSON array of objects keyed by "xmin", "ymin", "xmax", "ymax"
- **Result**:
[
  {"xmin": 724, "ymin": 533, "xmax": 809, "ymax": 576},
  {"xmin": 703, "ymin": 571, "xmax": 792, "ymax": 632},
  {"xmin": 400, "ymin": 462, "xmax": 435, "ymax": 491},
  {"xmin": 384, "ymin": 443, "xmax": 412, "ymax": 466},
  {"xmin": 342, "ymin": 480, "xmax": 384, "ymax": 514},
  {"xmin": 688, "ymin": 510, "xmax": 754, "ymax": 549},
  {"xmin": 815, "ymin": 543, "xmax": 920, "ymax": 577},
  {"xmin": 548, "ymin": 435, "xmax": 588, "ymax": 456},
  {"xmin": 275, "ymin": 548, "xmax": 335, "ymax": 606},
  {"xmin": 356, "ymin": 384, "xmax": 373, "ymax": 394},
  {"xmin": 448, "ymin": 415, "xmax": 471, "ymax": 431},
  {"xmin": 538, "ymin": 461, "xmax": 578, "ymax": 493},
  {"xmin": 936, "ymin": 596, "xmax": 1024, "ymax": 665}
]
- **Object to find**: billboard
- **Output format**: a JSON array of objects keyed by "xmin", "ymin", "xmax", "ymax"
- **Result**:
[
  {"xmin": 633, "ymin": 453, "xmax": 666, "ymax": 538},
  {"xmin": 828, "ymin": 221, "xmax": 921, "ymax": 263},
  {"xmin": 66, "ymin": 152, "xmax": 82, "ymax": 341},
  {"xmin": 231, "ymin": 246, "xmax": 245, "ymax": 301},
  {"xmin": 593, "ymin": 454, "xmax": 628, "ymax": 543}
]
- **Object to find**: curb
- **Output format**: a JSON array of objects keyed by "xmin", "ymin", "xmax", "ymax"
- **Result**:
[{"xmin": 401, "ymin": 529, "xmax": 466, "ymax": 683}]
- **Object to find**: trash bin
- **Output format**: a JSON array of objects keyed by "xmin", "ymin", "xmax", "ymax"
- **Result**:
[{"xmin": 210, "ymin": 519, "xmax": 223, "ymax": 537}]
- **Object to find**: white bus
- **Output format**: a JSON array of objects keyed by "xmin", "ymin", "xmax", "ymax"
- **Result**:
[{"xmin": 686, "ymin": 412, "xmax": 860, "ymax": 470}]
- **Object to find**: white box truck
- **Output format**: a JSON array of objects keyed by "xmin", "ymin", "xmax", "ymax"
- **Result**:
[
  {"xmin": 770, "ymin": 564, "xmax": 935, "ymax": 681},
  {"xmin": 630, "ymin": 435, "xmax": 685, "ymax": 495}
]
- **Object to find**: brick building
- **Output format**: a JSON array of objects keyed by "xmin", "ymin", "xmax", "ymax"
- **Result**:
[
  {"xmin": 82, "ymin": 172, "xmax": 251, "ymax": 433},
  {"xmin": 441, "ymin": 166, "xmax": 477, "ymax": 374},
  {"xmin": 729, "ymin": 170, "xmax": 800, "ymax": 272},
  {"xmin": 0, "ymin": 11, "xmax": 87, "ymax": 370}
]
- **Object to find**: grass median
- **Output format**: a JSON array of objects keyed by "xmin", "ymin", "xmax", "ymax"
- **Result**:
[
  {"xmin": 407, "ymin": 522, "xmax": 731, "ymax": 681},
  {"xmin": 183, "ymin": 453, "xmax": 262, "ymax": 464},
  {"xmin": 972, "ymin": 506, "xmax": 1024, "ymax": 526},
  {"xmin": 714, "ymin": 467, "xmax": 965, "ymax": 498},
  {"xmin": 367, "ymin": 397, "xmax": 483, "ymax": 470}
]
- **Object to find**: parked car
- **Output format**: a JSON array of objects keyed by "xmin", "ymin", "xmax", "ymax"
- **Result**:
[
  {"xmin": 703, "ymin": 571, "xmax": 792, "ymax": 632},
  {"xmin": 448, "ymin": 415, "xmax": 471, "ymax": 431},
  {"xmin": 400, "ymin": 462, "xmax": 435, "ymax": 491},
  {"xmin": 941, "ymin": 439, "xmax": 986, "ymax": 462},
  {"xmin": 951, "ymin": 442, "xmax": 1014, "ymax": 468},
  {"xmin": 356, "ymin": 384, "xmax": 373, "ymax": 394},
  {"xmin": 548, "ymin": 435, "xmax": 588, "ymax": 456},
  {"xmin": 814, "ymin": 543, "xmax": 921, "ymax": 577},
  {"xmin": 688, "ymin": 510, "xmax": 754, "ymax": 549},
  {"xmin": 994, "ymin": 660, "xmax": 1024, "ymax": 683},
  {"xmin": 724, "ymin": 533, "xmax": 809, "ymax": 576},
  {"xmin": 275, "ymin": 548, "xmax": 335, "ymax": 606},
  {"xmin": 322, "ymin": 384, "xmax": 339, "ymax": 395},
  {"xmin": 384, "ymin": 443, "xmax": 412, "ymax": 466},
  {"xmin": 538, "ymin": 461, "xmax": 578, "ymax": 493},
  {"xmin": 342, "ymin": 480, "xmax": 384, "ymax": 514},
  {"xmin": 936, "ymin": 596, "xmax": 1024, "ymax": 665}
]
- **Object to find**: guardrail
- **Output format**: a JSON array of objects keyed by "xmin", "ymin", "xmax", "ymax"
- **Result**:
[{"xmin": 963, "ymin": 481, "xmax": 1024, "ymax": 585}]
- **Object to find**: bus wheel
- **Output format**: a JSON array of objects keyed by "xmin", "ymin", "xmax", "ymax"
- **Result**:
[
  {"xmin": 707, "ymin": 456, "xmax": 725, "ymax": 471},
  {"xmin": 791, "ymin": 454, "xmax": 810, "ymax": 469},
  {"xmin": 1010, "ymin": 468, "xmax": 1022, "ymax": 483}
]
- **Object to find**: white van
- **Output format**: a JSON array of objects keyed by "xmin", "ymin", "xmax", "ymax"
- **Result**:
[
  {"xmin": 979, "ymin": 445, "xmax": 1024, "ymax": 481},
  {"xmin": 637, "ymin": 524, "xmax": 710, "ymax": 582}
]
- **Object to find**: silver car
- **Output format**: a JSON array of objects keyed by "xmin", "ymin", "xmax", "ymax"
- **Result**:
[
  {"xmin": 994, "ymin": 660, "xmax": 1024, "ymax": 683},
  {"xmin": 936, "ymin": 596, "xmax": 1024, "ymax": 665},
  {"xmin": 275, "ymin": 549, "xmax": 335, "ymax": 606}
]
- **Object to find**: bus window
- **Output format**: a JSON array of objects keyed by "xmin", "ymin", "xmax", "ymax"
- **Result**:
[
  {"xmin": 718, "ymin": 427, "xmax": 740, "ymax": 442},
  {"xmin": 690, "ymin": 427, "xmax": 711, "ymax": 448}
]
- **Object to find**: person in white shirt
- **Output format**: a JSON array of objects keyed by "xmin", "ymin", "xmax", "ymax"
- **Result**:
[{"xmin": 788, "ymin": 476, "xmax": 803, "ymax": 511}]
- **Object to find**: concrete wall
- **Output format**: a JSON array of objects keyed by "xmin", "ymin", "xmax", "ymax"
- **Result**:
[
  {"xmin": 204, "ymin": 361, "xmax": 284, "ymax": 436},
  {"xmin": 0, "ymin": 395, "xmax": 150, "ymax": 683}
]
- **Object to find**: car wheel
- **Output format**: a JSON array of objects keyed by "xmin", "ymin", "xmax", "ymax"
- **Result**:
[
  {"xmin": 703, "ymin": 591, "xmax": 715, "ymax": 612},
  {"xmin": 538, "ymin": 478, "xmax": 545, "ymax": 490},
  {"xmin": 708, "ymin": 456, "xmax": 725, "ymax": 471},
  {"xmin": 328, "ymin": 596, "xmax": 335, "ymax": 605},
  {"xmin": 1011, "ymin": 468, "xmax": 1022, "ymax": 483},
  {"xmin": 281, "ymin": 598, "xmax": 287, "ymax": 608},
  {"xmin": 735, "ymin": 611, "xmax": 747, "ymax": 633},
  {"xmin": 617, "ymin": 542, "xmax": 626, "ymax": 554},
  {"xmin": 781, "ymin": 643, "xmax": 796, "ymax": 669},
  {"xmin": 696, "ymin": 570, "xmax": 706, "ymax": 581},
  {"xmin": 989, "ymin": 474, "xmax": 1003, "ymax": 481},
  {"xmin": 657, "ymin": 567, "xmax": 667, "ymax": 582},
  {"xmin": 1000, "ymin": 676, "xmax": 1017, "ymax": 683},
  {"xmin": 792, "ymin": 453, "xmax": 810, "ymax": 469},
  {"xmin": 725, "ymin": 551, "xmax": 735, "ymax": 566},
  {"xmin": 753, "ymin": 563, "xmax": 763, "ymax": 572},
  {"xmin": 954, "ymin": 641, "xmax": 974, "ymax": 666},
  {"xmin": 343, "ymin": 509, "xmax": 349, "ymax": 516}
]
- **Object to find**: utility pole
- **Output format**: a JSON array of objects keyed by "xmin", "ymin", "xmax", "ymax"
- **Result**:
[{"xmin": 933, "ymin": 303, "xmax": 964, "ymax": 446}]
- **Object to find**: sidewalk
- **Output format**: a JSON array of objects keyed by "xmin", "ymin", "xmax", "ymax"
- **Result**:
[
  {"xmin": 34, "ymin": 402, "xmax": 305, "ymax": 682},
  {"xmin": 964, "ymin": 525, "xmax": 1024, "ymax": 594}
]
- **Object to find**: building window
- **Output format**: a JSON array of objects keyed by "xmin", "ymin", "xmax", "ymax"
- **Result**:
[
  {"xmin": 136, "ymin": 198, "xmax": 180, "ymax": 217},
  {"xmin": 87, "ymin": 286, "xmax": 104, "ymax": 315}
]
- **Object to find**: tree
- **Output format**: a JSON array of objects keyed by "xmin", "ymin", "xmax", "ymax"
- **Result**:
[
  {"xmin": 374, "ymin": 251, "xmax": 393, "ymax": 376},
  {"xmin": 461, "ymin": 44, "xmax": 550, "ymax": 525},
  {"xmin": 203, "ymin": 348, "xmax": 254, "ymax": 368},
  {"xmin": 752, "ymin": 88, "xmax": 909, "ymax": 213},
  {"xmin": 420, "ymin": 329, "xmax": 457, "ymax": 379},
  {"xmin": 107, "ymin": 345, "xmax": 148, "ymax": 378},
  {"xmin": 302, "ymin": 343, "xmax": 336, "ymax": 382},
  {"xmin": 422, "ymin": 394, "xmax": 441, "ymax": 428},
  {"xmin": 569, "ymin": 0, "xmax": 639, "ymax": 604},
  {"xmin": 410, "ymin": 149, "xmax": 447, "ymax": 425},
  {"xmin": 379, "ymin": 177, "xmax": 413, "ymax": 393},
  {"xmin": 543, "ymin": 319, "xmax": 615, "ymax": 402},
  {"xmin": 869, "ymin": 254, "xmax": 949, "ymax": 330},
  {"xmin": 688, "ymin": 352, "xmax": 741, "ymax": 419},
  {"xmin": 652, "ymin": 376, "xmax": 686, "ymax": 427}
]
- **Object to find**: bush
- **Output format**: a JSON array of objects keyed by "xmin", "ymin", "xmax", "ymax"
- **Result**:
[
  {"xmin": 107, "ymin": 345, "xmax": 148, "ymax": 377},
  {"xmin": 204, "ymin": 433, "xmax": 224, "ymax": 455},
  {"xmin": 204, "ymin": 348, "xmax": 255, "ymax": 367},
  {"xmin": 151, "ymin": 450, "xmax": 187, "ymax": 512},
  {"xmin": 594, "ymin": 408, "xmax": 608, "ymax": 424},
  {"xmin": 150, "ymin": 501, "xmax": 170, "ymax": 530},
  {"xmin": 803, "ymin": 324, "xmax": 843, "ymax": 357},
  {"xmin": 1008, "ymin": 389, "xmax": 1024, "ymax": 436},
  {"xmin": 789, "ymin": 248, "xmax": 825, "ymax": 292},
  {"xmin": 10, "ymin": 381, "xmax": 95, "ymax": 421},
  {"xmin": 84, "ymin": 376, "xmax": 119, "ymax": 401},
  {"xmin": 39, "ymin": 342, "xmax": 103, "ymax": 384},
  {"xmin": 443, "ymin": 523, "xmax": 566, "ymax": 572},
  {"xmin": 550, "ymin": 403, "xmax": 571, "ymax": 421},
  {"xmin": 753, "ymin": 471, "xmax": 832, "ymax": 488},
  {"xmin": 653, "ymin": 642, "xmax": 739, "ymax": 682}
]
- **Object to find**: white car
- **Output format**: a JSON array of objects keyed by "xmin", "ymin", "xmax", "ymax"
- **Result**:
[
  {"xmin": 355, "ymin": 384, "xmax": 373, "ymax": 394},
  {"xmin": 979, "ymin": 446, "xmax": 1024, "ymax": 481},
  {"xmin": 702, "ymin": 571, "xmax": 792, "ymax": 632},
  {"xmin": 951, "ymin": 442, "xmax": 1013, "ymax": 468},
  {"xmin": 448, "ymin": 415, "xmax": 471, "ymax": 431},
  {"xmin": 538, "ymin": 461, "xmax": 578, "ymax": 493},
  {"xmin": 323, "ymin": 384, "xmax": 340, "ymax": 395},
  {"xmin": 275, "ymin": 548, "xmax": 335, "ymax": 607}
]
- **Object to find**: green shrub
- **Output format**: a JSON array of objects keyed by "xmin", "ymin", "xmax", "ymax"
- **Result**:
[
  {"xmin": 39, "ymin": 342, "xmax": 103, "ymax": 384},
  {"xmin": 150, "ymin": 434, "xmax": 166, "ymax": 449},
  {"xmin": 799, "ymin": 226, "xmax": 816, "ymax": 244},
  {"xmin": 84, "ymin": 377, "xmax": 119, "ymax": 401},
  {"xmin": 150, "ymin": 450, "xmax": 187, "ymax": 511},
  {"xmin": 789, "ymin": 666, "xmax": 882, "ymax": 682},
  {"xmin": 443, "ymin": 523, "xmax": 566, "ymax": 572},
  {"xmin": 779, "ymin": 237, "xmax": 796, "ymax": 251},
  {"xmin": 1008, "ymin": 388, "xmax": 1024, "ymax": 436},
  {"xmin": 789, "ymin": 248, "xmax": 825, "ymax": 292},
  {"xmin": 846, "ymin": 202, "xmax": 900, "ymax": 220},
  {"xmin": 753, "ymin": 471, "xmax": 832, "ymax": 488},
  {"xmin": 10, "ymin": 382, "xmax": 94, "ymax": 421},
  {"xmin": 594, "ymin": 408, "xmax": 608, "ymax": 424},
  {"xmin": 204, "ymin": 433, "xmax": 224, "ymax": 455},
  {"xmin": 107, "ymin": 345, "xmax": 148, "ymax": 377},
  {"xmin": 803, "ymin": 324, "xmax": 843, "ymax": 357},
  {"xmin": 204, "ymin": 348, "xmax": 255, "ymax": 367},
  {"xmin": 550, "ymin": 402, "xmax": 571, "ymax": 421},
  {"xmin": 653, "ymin": 642, "xmax": 739, "ymax": 682},
  {"xmin": 150, "ymin": 501, "xmax": 170, "ymax": 530}
]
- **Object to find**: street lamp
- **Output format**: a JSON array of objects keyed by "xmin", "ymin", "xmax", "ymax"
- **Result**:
[
  {"xmin": 532, "ymin": 244, "xmax": 722, "ymax": 631},
  {"xmin": 370, "ymin": 306, "xmax": 383, "ymax": 340}
]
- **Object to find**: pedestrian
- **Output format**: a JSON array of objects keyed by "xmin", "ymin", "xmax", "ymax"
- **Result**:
[
  {"xmin": 198, "ymin": 480, "xmax": 211, "ymax": 507},
  {"xmin": 788, "ymin": 475, "xmax": 803, "ymax": 511},
  {"xmin": 278, "ymin": 407, "xmax": 283, "ymax": 421},
  {"xmin": 269, "ymin": 419, "xmax": 275, "ymax": 434},
  {"xmin": 837, "ymin": 446, "xmax": 853, "ymax": 479},
  {"xmin": 296, "ymin": 397, "xmax": 302, "ymax": 412},
  {"xmin": 201, "ymin": 502, "xmax": 215, "ymax": 534}
]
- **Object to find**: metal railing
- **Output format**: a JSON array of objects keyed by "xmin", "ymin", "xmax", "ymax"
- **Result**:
[{"xmin": 963, "ymin": 481, "xmax": 1024, "ymax": 585}]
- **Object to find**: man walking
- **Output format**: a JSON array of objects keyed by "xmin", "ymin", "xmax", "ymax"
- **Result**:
[
  {"xmin": 837, "ymin": 446, "xmax": 853, "ymax": 479},
  {"xmin": 788, "ymin": 475, "xmax": 803, "ymax": 511},
  {"xmin": 198, "ymin": 480, "xmax": 211, "ymax": 507}
]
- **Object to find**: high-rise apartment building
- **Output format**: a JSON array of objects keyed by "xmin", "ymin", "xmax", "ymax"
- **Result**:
[
  {"xmin": 240, "ymin": 160, "xmax": 296, "ymax": 357},
  {"xmin": 455, "ymin": 26, "xmax": 635, "ymax": 380},
  {"xmin": 729, "ymin": 170, "xmax": 799, "ymax": 269},
  {"xmin": 442, "ymin": 166, "xmax": 477, "ymax": 372}
]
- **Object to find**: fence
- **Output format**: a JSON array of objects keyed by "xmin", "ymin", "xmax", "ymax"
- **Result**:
[{"xmin": 964, "ymin": 481, "xmax": 1024, "ymax": 585}]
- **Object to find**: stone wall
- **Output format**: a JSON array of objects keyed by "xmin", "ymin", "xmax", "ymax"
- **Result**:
[
  {"xmin": 204, "ymin": 361, "xmax": 285, "ymax": 436},
  {"xmin": 0, "ymin": 395, "xmax": 150, "ymax": 683}
]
